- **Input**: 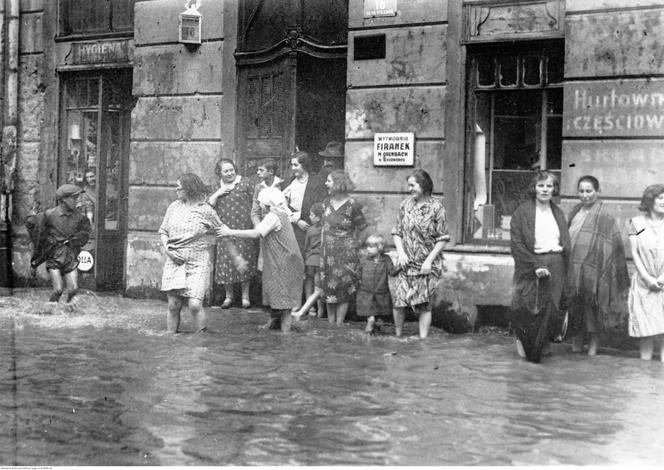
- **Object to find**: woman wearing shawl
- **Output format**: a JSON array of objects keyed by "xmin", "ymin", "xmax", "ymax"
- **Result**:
[
  {"xmin": 216, "ymin": 187, "xmax": 304, "ymax": 332},
  {"xmin": 510, "ymin": 171, "xmax": 571, "ymax": 363},
  {"xmin": 567, "ymin": 175, "xmax": 629, "ymax": 355}
]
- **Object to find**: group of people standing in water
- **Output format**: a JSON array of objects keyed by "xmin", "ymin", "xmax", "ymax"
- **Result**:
[
  {"xmin": 510, "ymin": 171, "xmax": 664, "ymax": 363},
  {"xmin": 156, "ymin": 154, "xmax": 664, "ymax": 364},
  {"xmin": 158, "ymin": 146, "xmax": 448, "ymax": 340}
]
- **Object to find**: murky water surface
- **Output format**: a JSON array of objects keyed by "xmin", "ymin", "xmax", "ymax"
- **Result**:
[{"xmin": 1, "ymin": 290, "xmax": 663, "ymax": 465}]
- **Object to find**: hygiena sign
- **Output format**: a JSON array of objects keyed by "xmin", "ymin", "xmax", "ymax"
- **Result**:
[{"xmin": 373, "ymin": 132, "xmax": 414, "ymax": 167}]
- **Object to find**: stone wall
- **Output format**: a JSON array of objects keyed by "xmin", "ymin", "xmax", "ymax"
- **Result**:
[
  {"xmin": 346, "ymin": 0, "xmax": 448, "ymax": 242},
  {"xmin": 560, "ymin": 1, "xmax": 664, "ymax": 240},
  {"xmin": 10, "ymin": 0, "xmax": 46, "ymax": 285},
  {"xmin": 125, "ymin": 0, "xmax": 228, "ymax": 297}
]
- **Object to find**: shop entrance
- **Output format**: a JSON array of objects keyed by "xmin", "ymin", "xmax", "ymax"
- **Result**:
[{"xmin": 59, "ymin": 69, "xmax": 132, "ymax": 290}]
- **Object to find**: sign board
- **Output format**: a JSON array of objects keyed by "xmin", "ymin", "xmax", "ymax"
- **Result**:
[
  {"xmin": 78, "ymin": 250, "xmax": 94, "ymax": 272},
  {"xmin": 364, "ymin": 0, "xmax": 397, "ymax": 18},
  {"xmin": 373, "ymin": 132, "xmax": 414, "ymax": 167},
  {"xmin": 564, "ymin": 79, "xmax": 664, "ymax": 138},
  {"xmin": 71, "ymin": 40, "xmax": 130, "ymax": 65}
]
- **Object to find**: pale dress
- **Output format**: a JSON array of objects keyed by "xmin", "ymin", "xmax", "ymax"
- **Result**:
[
  {"xmin": 159, "ymin": 200, "xmax": 220, "ymax": 300},
  {"xmin": 628, "ymin": 215, "xmax": 664, "ymax": 337}
]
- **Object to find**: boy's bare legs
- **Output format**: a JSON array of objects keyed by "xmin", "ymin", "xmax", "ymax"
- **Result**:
[
  {"xmin": 292, "ymin": 287, "xmax": 323, "ymax": 319},
  {"xmin": 48, "ymin": 269, "xmax": 64, "ymax": 302},
  {"xmin": 63, "ymin": 269, "xmax": 79, "ymax": 302}
]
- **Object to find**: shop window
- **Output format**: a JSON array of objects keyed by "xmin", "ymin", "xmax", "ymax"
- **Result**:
[
  {"xmin": 59, "ymin": 0, "xmax": 134, "ymax": 37},
  {"xmin": 466, "ymin": 45, "xmax": 563, "ymax": 243}
]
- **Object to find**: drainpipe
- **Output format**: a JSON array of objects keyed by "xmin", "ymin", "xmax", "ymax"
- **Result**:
[
  {"xmin": 1, "ymin": 0, "xmax": 19, "ymax": 215},
  {"xmin": 1, "ymin": 0, "xmax": 19, "ymax": 289}
]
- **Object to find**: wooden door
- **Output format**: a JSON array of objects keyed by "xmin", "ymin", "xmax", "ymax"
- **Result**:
[{"xmin": 237, "ymin": 56, "xmax": 296, "ymax": 177}]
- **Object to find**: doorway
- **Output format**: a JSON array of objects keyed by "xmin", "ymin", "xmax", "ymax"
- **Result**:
[{"xmin": 59, "ymin": 69, "xmax": 132, "ymax": 290}]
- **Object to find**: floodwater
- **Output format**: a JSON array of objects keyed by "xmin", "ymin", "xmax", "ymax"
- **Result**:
[{"xmin": 1, "ymin": 290, "xmax": 663, "ymax": 466}]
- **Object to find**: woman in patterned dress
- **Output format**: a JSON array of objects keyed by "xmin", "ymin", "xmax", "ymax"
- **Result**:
[
  {"xmin": 392, "ymin": 170, "xmax": 449, "ymax": 339},
  {"xmin": 628, "ymin": 184, "xmax": 664, "ymax": 361},
  {"xmin": 217, "ymin": 187, "xmax": 304, "ymax": 332},
  {"xmin": 159, "ymin": 173, "xmax": 222, "ymax": 334},
  {"xmin": 209, "ymin": 159, "xmax": 258, "ymax": 308},
  {"xmin": 319, "ymin": 170, "xmax": 368, "ymax": 326}
]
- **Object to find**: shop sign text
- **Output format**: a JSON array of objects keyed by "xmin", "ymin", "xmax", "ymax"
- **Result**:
[
  {"xmin": 373, "ymin": 132, "xmax": 414, "ymax": 167},
  {"xmin": 564, "ymin": 80, "xmax": 664, "ymax": 137},
  {"xmin": 72, "ymin": 40, "xmax": 130, "ymax": 65}
]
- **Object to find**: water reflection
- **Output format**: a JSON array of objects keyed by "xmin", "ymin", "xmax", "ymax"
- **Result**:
[{"xmin": 0, "ymin": 291, "xmax": 663, "ymax": 465}]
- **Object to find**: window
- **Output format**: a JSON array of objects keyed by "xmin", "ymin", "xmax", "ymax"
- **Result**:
[
  {"xmin": 59, "ymin": 0, "xmax": 134, "ymax": 37},
  {"xmin": 466, "ymin": 43, "xmax": 564, "ymax": 243}
]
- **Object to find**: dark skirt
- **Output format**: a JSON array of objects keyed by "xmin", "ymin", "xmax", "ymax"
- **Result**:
[{"xmin": 510, "ymin": 252, "xmax": 566, "ymax": 363}]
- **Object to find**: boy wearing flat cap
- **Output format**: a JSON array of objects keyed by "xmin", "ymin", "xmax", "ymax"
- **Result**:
[{"xmin": 28, "ymin": 183, "xmax": 91, "ymax": 302}]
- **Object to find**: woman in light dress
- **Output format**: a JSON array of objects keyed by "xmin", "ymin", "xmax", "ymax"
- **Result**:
[{"xmin": 628, "ymin": 184, "xmax": 664, "ymax": 361}]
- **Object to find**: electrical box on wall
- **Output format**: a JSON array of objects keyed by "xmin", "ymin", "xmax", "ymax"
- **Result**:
[{"xmin": 179, "ymin": 3, "xmax": 202, "ymax": 45}]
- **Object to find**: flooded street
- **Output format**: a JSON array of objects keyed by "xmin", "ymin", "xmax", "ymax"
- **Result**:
[{"xmin": 1, "ymin": 290, "xmax": 663, "ymax": 466}]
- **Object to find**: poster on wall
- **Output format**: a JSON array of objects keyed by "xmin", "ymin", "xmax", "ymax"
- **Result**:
[{"xmin": 373, "ymin": 132, "xmax": 415, "ymax": 167}]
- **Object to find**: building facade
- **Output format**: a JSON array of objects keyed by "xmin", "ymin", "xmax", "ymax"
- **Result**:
[{"xmin": 1, "ymin": 0, "xmax": 663, "ymax": 327}]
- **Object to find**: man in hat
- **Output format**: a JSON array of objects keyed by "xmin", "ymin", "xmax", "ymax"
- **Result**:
[
  {"xmin": 317, "ymin": 141, "xmax": 345, "ymax": 180},
  {"xmin": 27, "ymin": 184, "xmax": 91, "ymax": 302}
]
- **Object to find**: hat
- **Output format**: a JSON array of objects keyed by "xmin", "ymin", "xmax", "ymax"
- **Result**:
[
  {"xmin": 56, "ymin": 184, "xmax": 82, "ymax": 200},
  {"xmin": 318, "ymin": 141, "xmax": 344, "ymax": 158},
  {"xmin": 85, "ymin": 171, "xmax": 96, "ymax": 178}
]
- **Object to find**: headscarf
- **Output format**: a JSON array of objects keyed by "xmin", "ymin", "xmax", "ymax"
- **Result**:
[{"xmin": 257, "ymin": 186, "xmax": 289, "ymax": 212}]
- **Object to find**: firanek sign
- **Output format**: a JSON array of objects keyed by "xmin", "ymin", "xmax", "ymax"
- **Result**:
[
  {"xmin": 564, "ymin": 79, "xmax": 664, "ymax": 138},
  {"xmin": 373, "ymin": 132, "xmax": 414, "ymax": 166}
]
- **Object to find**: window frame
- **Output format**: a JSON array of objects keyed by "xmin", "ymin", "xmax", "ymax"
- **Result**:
[
  {"xmin": 463, "ymin": 41, "xmax": 565, "ymax": 245},
  {"xmin": 57, "ymin": 0, "xmax": 135, "ymax": 40}
]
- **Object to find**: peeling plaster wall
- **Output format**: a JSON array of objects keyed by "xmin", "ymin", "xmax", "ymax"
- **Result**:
[
  {"xmin": 125, "ymin": 0, "xmax": 228, "ymax": 298},
  {"xmin": 9, "ymin": 2, "xmax": 46, "ymax": 286}
]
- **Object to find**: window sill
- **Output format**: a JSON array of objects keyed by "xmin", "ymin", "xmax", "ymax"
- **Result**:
[{"xmin": 446, "ymin": 243, "xmax": 512, "ymax": 255}]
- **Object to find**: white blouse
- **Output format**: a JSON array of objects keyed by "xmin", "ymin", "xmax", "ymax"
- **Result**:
[{"xmin": 534, "ymin": 204, "xmax": 563, "ymax": 254}]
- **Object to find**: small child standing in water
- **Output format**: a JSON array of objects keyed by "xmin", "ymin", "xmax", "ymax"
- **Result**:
[
  {"xmin": 303, "ymin": 203, "xmax": 325, "ymax": 317},
  {"xmin": 357, "ymin": 234, "xmax": 398, "ymax": 334}
]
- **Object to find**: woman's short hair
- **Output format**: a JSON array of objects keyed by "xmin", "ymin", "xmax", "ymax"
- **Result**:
[
  {"xmin": 408, "ymin": 169, "xmax": 434, "ymax": 196},
  {"xmin": 214, "ymin": 158, "xmax": 237, "ymax": 177},
  {"xmin": 291, "ymin": 151, "xmax": 313, "ymax": 174},
  {"xmin": 178, "ymin": 173, "xmax": 210, "ymax": 200},
  {"xmin": 638, "ymin": 184, "xmax": 664, "ymax": 213},
  {"xmin": 365, "ymin": 234, "xmax": 386, "ymax": 251},
  {"xmin": 328, "ymin": 169, "xmax": 355, "ymax": 194},
  {"xmin": 528, "ymin": 170, "xmax": 559, "ymax": 198},
  {"xmin": 259, "ymin": 158, "xmax": 278, "ymax": 175},
  {"xmin": 577, "ymin": 175, "xmax": 600, "ymax": 191}
]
